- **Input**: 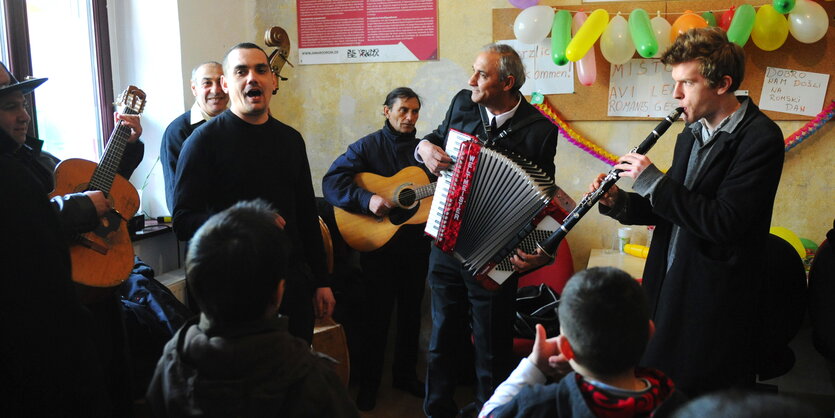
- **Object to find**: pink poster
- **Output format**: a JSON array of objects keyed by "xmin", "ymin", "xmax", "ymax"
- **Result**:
[{"xmin": 297, "ymin": 0, "xmax": 438, "ymax": 64}]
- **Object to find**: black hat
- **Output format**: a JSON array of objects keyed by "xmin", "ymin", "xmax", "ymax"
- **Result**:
[{"xmin": 0, "ymin": 62, "xmax": 47, "ymax": 97}]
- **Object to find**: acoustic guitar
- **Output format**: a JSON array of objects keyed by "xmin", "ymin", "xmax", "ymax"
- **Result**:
[
  {"xmin": 51, "ymin": 86, "xmax": 146, "ymax": 287},
  {"xmin": 334, "ymin": 166, "xmax": 435, "ymax": 252}
]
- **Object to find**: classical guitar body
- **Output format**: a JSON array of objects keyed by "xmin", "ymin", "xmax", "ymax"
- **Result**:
[
  {"xmin": 48, "ymin": 85, "xmax": 146, "ymax": 287},
  {"xmin": 52, "ymin": 159, "xmax": 140, "ymax": 287},
  {"xmin": 334, "ymin": 166, "xmax": 433, "ymax": 252}
]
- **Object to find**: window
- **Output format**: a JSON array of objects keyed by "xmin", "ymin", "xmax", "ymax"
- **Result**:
[{"xmin": 2, "ymin": 0, "xmax": 113, "ymax": 161}]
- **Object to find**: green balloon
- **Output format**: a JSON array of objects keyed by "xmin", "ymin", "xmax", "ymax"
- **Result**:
[
  {"xmin": 727, "ymin": 4, "xmax": 756, "ymax": 46},
  {"xmin": 702, "ymin": 11, "xmax": 718, "ymax": 27},
  {"xmin": 773, "ymin": 0, "xmax": 796, "ymax": 14},
  {"xmin": 551, "ymin": 10, "xmax": 572, "ymax": 66},
  {"xmin": 629, "ymin": 9, "xmax": 658, "ymax": 58}
]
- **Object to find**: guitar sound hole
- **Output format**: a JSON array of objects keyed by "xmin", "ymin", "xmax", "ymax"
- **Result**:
[
  {"xmin": 388, "ymin": 204, "xmax": 419, "ymax": 225},
  {"xmin": 397, "ymin": 189, "xmax": 417, "ymax": 207}
]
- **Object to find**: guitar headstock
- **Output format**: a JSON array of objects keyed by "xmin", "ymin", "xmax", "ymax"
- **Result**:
[{"xmin": 115, "ymin": 85, "xmax": 146, "ymax": 115}]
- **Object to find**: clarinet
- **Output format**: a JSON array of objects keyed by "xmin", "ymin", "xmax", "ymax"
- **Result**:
[{"xmin": 537, "ymin": 107, "xmax": 684, "ymax": 258}]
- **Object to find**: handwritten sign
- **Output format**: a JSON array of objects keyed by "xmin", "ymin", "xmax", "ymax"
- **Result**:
[
  {"xmin": 759, "ymin": 67, "xmax": 830, "ymax": 117},
  {"xmin": 498, "ymin": 39, "xmax": 574, "ymax": 96},
  {"xmin": 608, "ymin": 59, "xmax": 679, "ymax": 118}
]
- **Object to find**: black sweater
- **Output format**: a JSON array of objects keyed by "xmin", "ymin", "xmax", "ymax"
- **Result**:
[{"xmin": 173, "ymin": 110, "xmax": 328, "ymax": 288}]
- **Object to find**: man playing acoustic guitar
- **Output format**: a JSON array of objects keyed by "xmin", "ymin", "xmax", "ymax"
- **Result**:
[{"xmin": 323, "ymin": 87, "xmax": 430, "ymax": 411}]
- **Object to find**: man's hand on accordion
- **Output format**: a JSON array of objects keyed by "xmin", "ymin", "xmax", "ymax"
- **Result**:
[
  {"xmin": 510, "ymin": 247, "xmax": 553, "ymax": 273},
  {"xmin": 417, "ymin": 141, "xmax": 453, "ymax": 176},
  {"xmin": 368, "ymin": 194, "xmax": 395, "ymax": 217}
]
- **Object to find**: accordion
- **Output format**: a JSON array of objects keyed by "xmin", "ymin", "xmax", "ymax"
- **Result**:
[{"xmin": 425, "ymin": 129, "xmax": 574, "ymax": 288}]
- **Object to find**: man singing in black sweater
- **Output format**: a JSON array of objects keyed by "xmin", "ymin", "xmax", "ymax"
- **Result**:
[{"xmin": 173, "ymin": 42, "xmax": 334, "ymax": 344}]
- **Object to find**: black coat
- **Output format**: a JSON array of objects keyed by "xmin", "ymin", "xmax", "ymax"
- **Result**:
[
  {"xmin": 423, "ymin": 89, "xmax": 558, "ymax": 179},
  {"xmin": 612, "ymin": 101, "xmax": 784, "ymax": 395}
]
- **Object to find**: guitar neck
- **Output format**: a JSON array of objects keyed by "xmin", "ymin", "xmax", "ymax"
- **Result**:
[
  {"xmin": 414, "ymin": 182, "xmax": 436, "ymax": 201},
  {"xmin": 89, "ymin": 109, "xmax": 137, "ymax": 193}
]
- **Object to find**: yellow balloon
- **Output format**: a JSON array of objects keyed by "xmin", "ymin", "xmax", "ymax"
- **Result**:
[
  {"xmin": 770, "ymin": 226, "xmax": 806, "ymax": 259},
  {"xmin": 566, "ymin": 9, "xmax": 609, "ymax": 62},
  {"xmin": 752, "ymin": 4, "xmax": 789, "ymax": 51}
]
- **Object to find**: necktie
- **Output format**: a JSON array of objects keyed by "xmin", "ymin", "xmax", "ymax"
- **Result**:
[{"xmin": 489, "ymin": 117, "xmax": 497, "ymax": 142}]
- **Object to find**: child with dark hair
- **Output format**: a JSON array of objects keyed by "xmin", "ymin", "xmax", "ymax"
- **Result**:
[
  {"xmin": 146, "ymin": 199, "xmax": 358, "ymax": 417},
  {"xmin": 480, "ymin": 267, "xmax": 686, "ymax": 417}
]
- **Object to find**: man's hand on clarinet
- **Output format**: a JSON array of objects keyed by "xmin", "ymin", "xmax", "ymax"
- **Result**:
[
  {"xmin": 417, "ymin": 141, "xmax": 453, "ymax": 176},
  {"xmin": 588, "ymin": 173, "xmax": 620, "ymax": 208},
  {"xmin": 614, "ymin": 152, "xmax": 652, "ymax": 180}
]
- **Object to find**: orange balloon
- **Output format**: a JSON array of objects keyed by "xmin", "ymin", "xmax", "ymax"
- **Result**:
[{"xmin": 670, "ymin": 10, "xmax": 709, "ymax": 43}]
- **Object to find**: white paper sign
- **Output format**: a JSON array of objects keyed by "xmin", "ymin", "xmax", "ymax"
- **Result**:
[
  {"xmin": 608, "ymin": 59, "xmax": 680, "ymax": 118},
  {"xmin": 759, "ymin": 67, "xmax": 830, "ymax": 117},
  {"xmin": 498, "ymin": 39, "xmax": 574, "ymax": 96}
]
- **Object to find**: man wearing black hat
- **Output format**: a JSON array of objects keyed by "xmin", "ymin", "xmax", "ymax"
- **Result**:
[
  {"xmin": 0, "ymin": 61, "xmax": 144, "ymax": 221},
  {"xmin": 0, "ymin": 61, "xmax": 146, "ymax": 414}
]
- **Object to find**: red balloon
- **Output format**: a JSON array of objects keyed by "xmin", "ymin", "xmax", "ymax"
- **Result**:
[{"xmin": 719, "ymin": 6, "xmax": 736, "ymax": 31}]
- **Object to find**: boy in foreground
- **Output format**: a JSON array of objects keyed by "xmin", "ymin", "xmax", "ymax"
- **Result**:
[
  {"xmin": 147, "ymin": 200, "xmax": 357, "ymax": 417},
  {"xmin": 480, "ymin": 267, "xmax": 686, "ymax": 417}
]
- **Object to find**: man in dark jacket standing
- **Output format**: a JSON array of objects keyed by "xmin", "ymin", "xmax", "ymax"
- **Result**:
[
  {"xmin": 417, "ymin": 43, "xmax": 558, "ymax": 417},
  {"xmin": 590, "ymin": 28, "xmax": 784, "ymax": 396},
  {"xmin": 323, "ymin": 87, "xmax": 429, "ymax": 411}
]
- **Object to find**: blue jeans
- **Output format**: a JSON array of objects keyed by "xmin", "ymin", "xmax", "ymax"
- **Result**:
[{"xmin": 423, "ymin": 246, "xmax": 518, "ymax": 417}]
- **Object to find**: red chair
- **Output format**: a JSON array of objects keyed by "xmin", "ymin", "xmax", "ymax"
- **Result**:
[{"xmin": 513, "ymin": 240, "xmax": 575, "ymax": 356}]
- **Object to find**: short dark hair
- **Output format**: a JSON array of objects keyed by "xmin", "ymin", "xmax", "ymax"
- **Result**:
[
  {"xmin": 186, "ymin": 199, "xmax": 290, "ymax": 323},
  {"xmin": 222, "ymin": 42, "xmax": 269, "ymax": 72},
  {"xmin": 673, "ymin": 390, "xmax": 819, "ymax": 418},
  {"xmin": 660, "ymin": 27, "xmax": 745, "ymax": 92},
  {"xmin": 383, "ymin": 87, "xmax": 421, "ymax": 108},
  {"xmin": 482, "ymin": 43, "xmax": 526, "ymax": 93},
  {"xmin": 558, "ymin": 267, "xmax": 649, "ymax": 377}
]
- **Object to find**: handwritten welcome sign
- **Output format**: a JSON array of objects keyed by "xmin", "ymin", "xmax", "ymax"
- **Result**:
[
  {"xmin": 608, "ymin": 59, "xmax": 679, "ymax": 118},
  {"xmin": 498, "ymin": 39, "xmax": 574, "ymax": 96},
  {"xmin": 759, "ymin": 67, "xmax": 830, "ymax": 117}
]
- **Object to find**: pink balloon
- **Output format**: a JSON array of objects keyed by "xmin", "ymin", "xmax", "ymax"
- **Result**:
[
  {"xmin": 509, "ymin": 0, "xmax": 539, "ymax": 8},
  {"xmin": 573, "ymin": 11, "xmax": 597, "ymax": 86}
]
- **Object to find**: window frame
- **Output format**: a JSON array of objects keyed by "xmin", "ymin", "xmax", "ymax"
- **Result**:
[{"xmin": 2, "ymin": 0, "xmax": 115, "ymax": 149}]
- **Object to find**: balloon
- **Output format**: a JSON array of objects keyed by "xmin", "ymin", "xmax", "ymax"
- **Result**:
[
  {"xmin": 719, "ymin": 6, "xmax": 736, "ymax": 31},
  {"xmin": 670, "ymin": 10, "xmax": 708, "ymax": 43},
  {"xmin": 601, "ymin": 14, "xmax": 635, "ymax": 64},
  {"xmin": 572, "ymin": 11, "xmax": 597, "ymax": 86},
  {"xmin": 509, "ymin": 0, "xmax": 539, "ymax": 8},
  {"xmin": 513, "ymin": 5, "xmax": 555, "ymax": 44},
  {"xmin": 551, "ymin": 9, "xmax": 572, "ymax": 66},
  {"xmin": 727, "ymin": 4, "xmax": 756, "ymax": 46},
  {"xmin": 773, "ymin": 0, "xmax": 796, "ymax": 14},
  {"xmin": 566, "ymin": 9, "xmax": 609, "ymax": 62},
  {"xmin": 702, "ymin": 11, "xmax": 718, "ymax": 26},
  {"xmin": 770, "ymin": 227, "xmax": 806, "ymax": 259},
  {"xmin": 629, "ymin": 9, "xmax": 658, "ymax": 58},
  {"xmin": 752, "ymin": 5, "xmax": 789, "ymax": 51},
  {"xmin": 651, "ymin": 12, "xmax": 672, "ymax": 58},
  {"xmin": 788, "ymin": 0, "xmax": 829, "ymax": 43}
]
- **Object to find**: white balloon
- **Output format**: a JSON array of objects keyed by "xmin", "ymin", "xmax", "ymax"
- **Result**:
[
  {"xmin": 513, "ymin": 5, "xmax": 556, "ymax": 44},
  {"xmin": 651, "ymin": 14, "xmax": 672, "ymax": 58},
  {"xmin": 600, "ymin": 14, "xmax": 635, "ymax": 65},
  {"xmin": 788, "ymin": 0, "xmax": 829, "ymax": 44}
]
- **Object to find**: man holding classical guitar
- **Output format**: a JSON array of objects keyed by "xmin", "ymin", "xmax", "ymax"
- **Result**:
[
  {"xmin": 1, "ymin": 61, "xmax": 144, "ymax": 415},
  {"xmin": 0, "ymin": 62, "xmax": 144, "ymax": 230},
  {"xmin": 323, "ymin": 87, "xmax": 431, "ymax": 411}
]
